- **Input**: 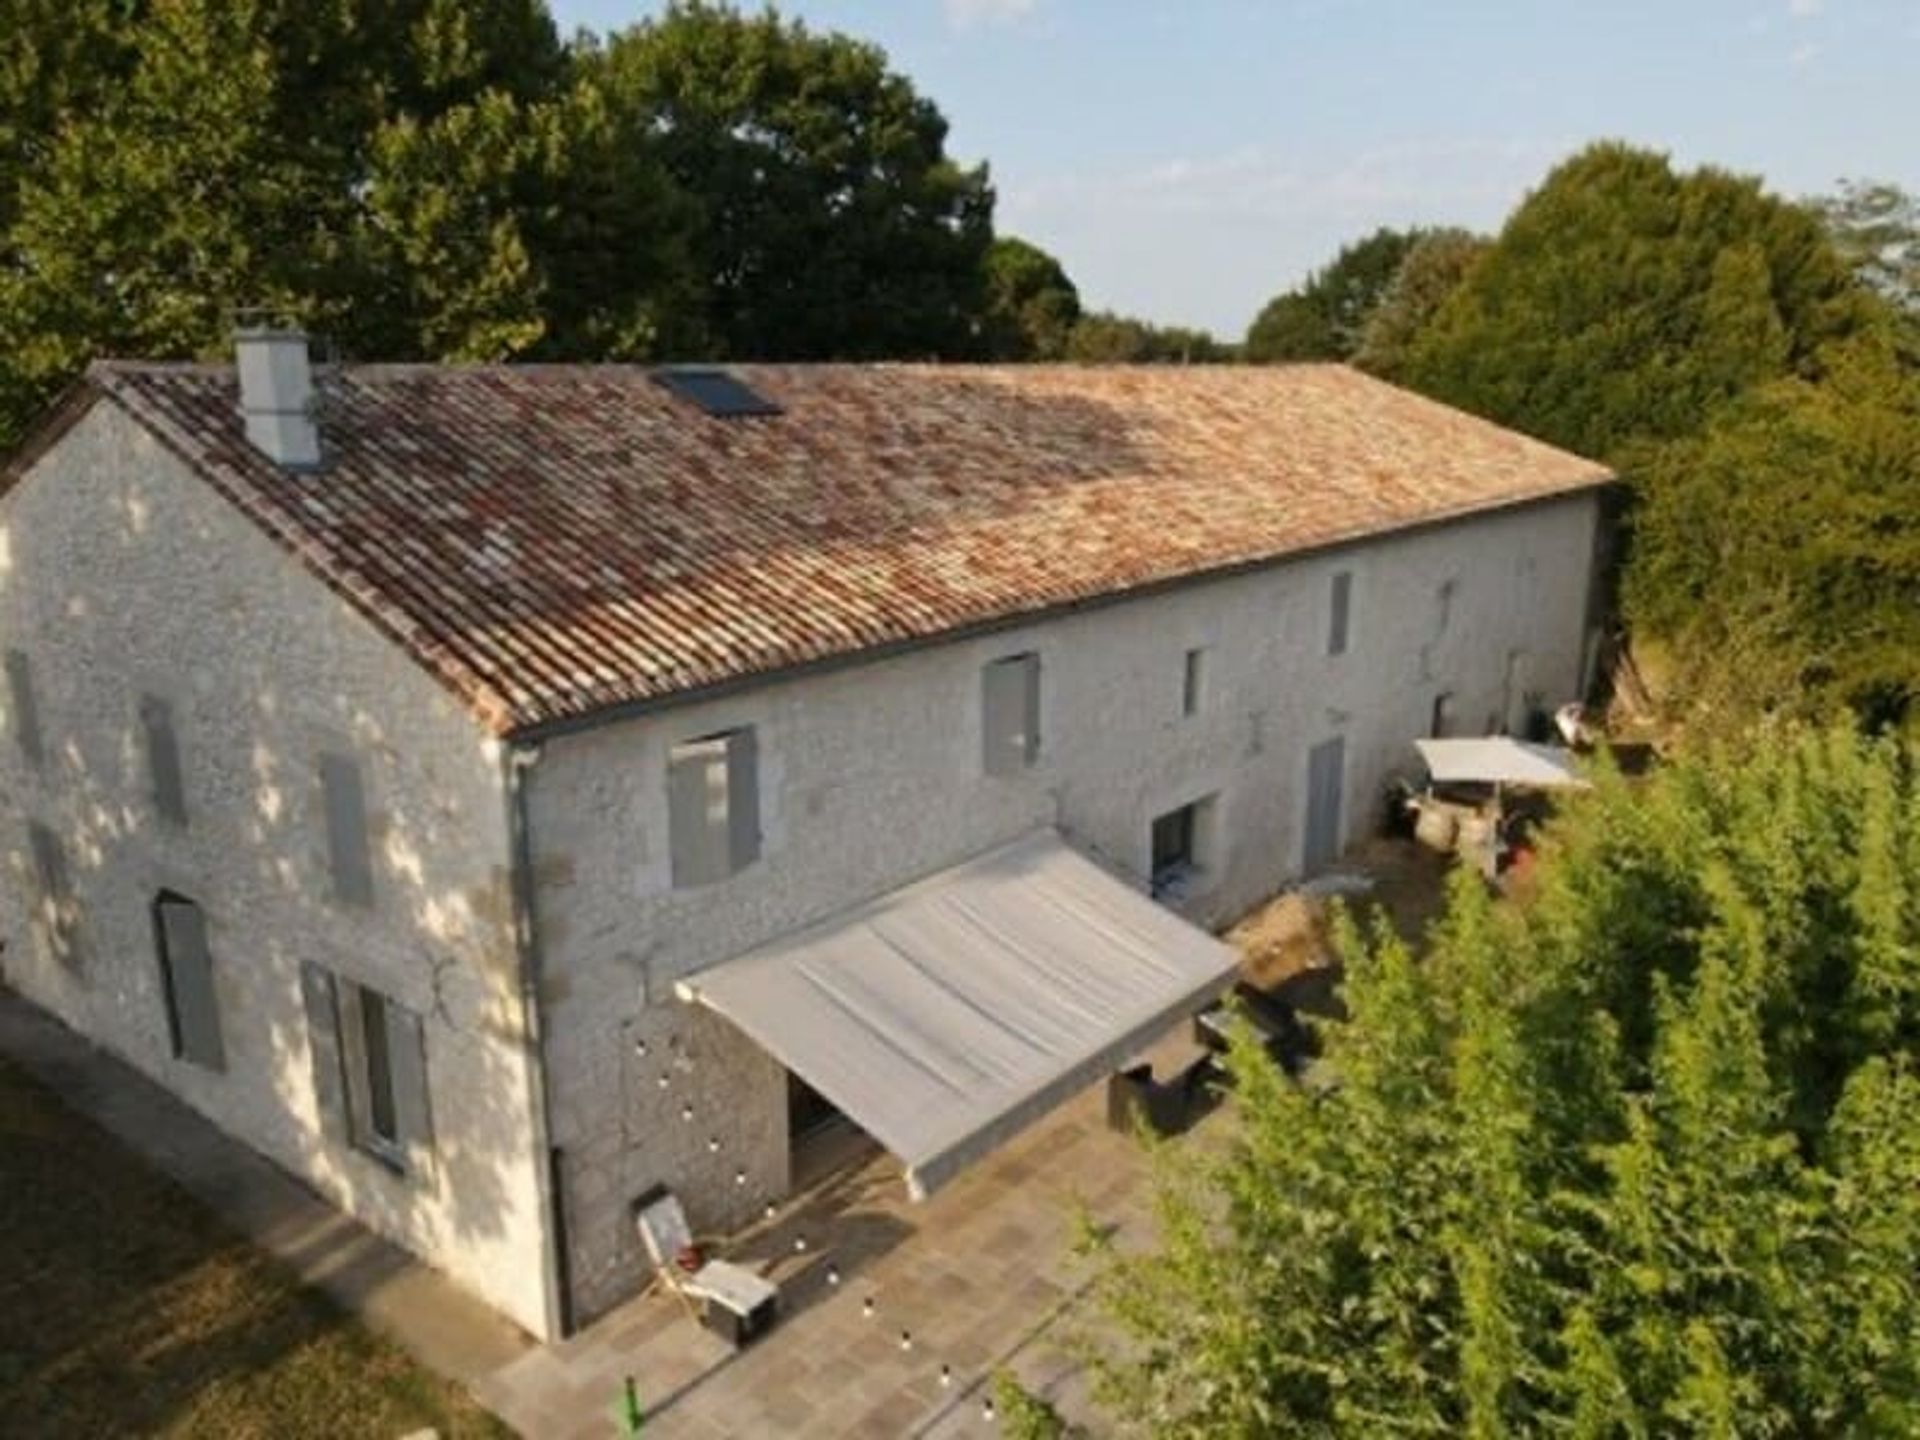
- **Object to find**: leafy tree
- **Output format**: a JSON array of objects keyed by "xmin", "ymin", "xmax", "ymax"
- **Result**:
[
  {"xmin": 1816, "ymin": 179, "xmax": 1920, "ymax": 355},
  {"xmin": 583, "ymin": 1, "xmax": 993, "ymax": 360},
  {"xmin": 1064, "ymin": 311, "xmax": 1230, "ymax": 363},
  {"xmin": 1079, "ymin": 726, "xmax": 1920, "ymax": 1435},
  {"xmin": 1624, "ymin": 343, "xmax": 1920, "ymax": 730},
  {"xmin": 981, "ymin": 236, "xmax": 1081, "ymax": 360},
  {"xmin": 0, "ymin": 0, "xmax": 572, "ymax": 448},
  {"xmin": 1352, "ymin": 227, "xmax": 1489, "ymax": 380},
  {"xmin": 1402, "ymin": 142, "xmax": 1872, "ymax": 459},
  {"xmin": 1243, "ymin": 226, "xmax": 1423, "ymax": 363}
]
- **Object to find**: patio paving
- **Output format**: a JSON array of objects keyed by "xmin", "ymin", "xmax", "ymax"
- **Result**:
[{"xmin": 474, "ymin": 1073, "xmax": 1184, "ymax": 1439}]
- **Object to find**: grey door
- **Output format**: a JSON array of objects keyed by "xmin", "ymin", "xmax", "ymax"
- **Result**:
[{"xmin": 1303, "ymin": 736, "xmax": 1346, "ymax": 872}]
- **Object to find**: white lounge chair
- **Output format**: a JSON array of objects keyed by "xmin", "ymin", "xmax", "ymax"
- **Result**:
[{"xmin": 632, "ymin": 1186, "xmax": 779, "ymax": 1345}]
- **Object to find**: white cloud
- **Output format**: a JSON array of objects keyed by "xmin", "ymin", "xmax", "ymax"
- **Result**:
[
  {"xmin": 1790, "ymin": 39, "xmax": 1822, "ymax": 64},
  {"xmin": 1786, "ymin": 0, "xmax": 1823, "ymax": 17},
  {"xmin": 943, "ymin": 0, "xmax": 1036, "ymax": 29}
]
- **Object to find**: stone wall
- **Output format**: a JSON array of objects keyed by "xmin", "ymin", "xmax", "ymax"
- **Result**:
[
  {"xmin": 524, "ymin": 489, "xmax": 1603, "ymax": 1324},
  {"xmin": 0, "ymin": 404, "xmax": 556, "ymax": 1338}
]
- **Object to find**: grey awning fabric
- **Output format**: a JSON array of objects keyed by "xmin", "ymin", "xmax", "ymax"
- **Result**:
[{"xmin": 676, "ymin": 830, "xmax": 1239, "ymax": 1199}]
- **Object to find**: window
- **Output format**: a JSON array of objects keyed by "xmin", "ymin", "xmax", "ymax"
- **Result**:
[
  {"xmin": 668, "ymin": 727, "xmax": 760, "ymax": 887},
  {"xmin": 1435, "ymin": 578, "xmax": 1457, "ymax": 637},
  {"xmin": 300, "ymin": 964, "xmax": 432, "ymax": 1175},
  {"xmin": 320, "ymin": 752, "xmax": 374, "ymax": 905},
  {"xmin": 982, "ymin": 653, "xmax": 1041, "ymax": 776},
  {"xmin": 26, "ymin": 821, "xmax": 79, "ymax": 965},
  {"xmin": 153, "ymin": 893, "xmax": 223, "ymax": 1070},
  {"xmin": 1430, "ymin": 692, "xmax": 1455, "ymax": 738},
  {"xmin": 652, "ymin": 367, "xmax": 782, "ymax": 417},
  {"xmin": 1150, "ymin": 797, "xmax": 1215, "ymax": 899},
  {"xmin": 141, "ymin": 696, "xmax": 188, "ymax": 827},
  {"xmin": 1181, "ymin": 648, "xmax": 1207, "ymax": 717},
  {"xmin": 6, "ymin": 649, "xmax": 42, "ymax": 767},
  {"xmin": 1327, "ymin": 571, "xmax": 1353, "ymax": 656}
]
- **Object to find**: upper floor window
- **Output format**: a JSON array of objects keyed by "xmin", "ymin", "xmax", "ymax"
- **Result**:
[
  {"xmin": 1327, "ymin": 571, "xmax": 1353, "ymax": 657},
  {"xmin": 320, "ymin": 752, "xmax": 374, "ymax": 906},
  {"xmin": 141, "ymin": 696, "xmax": 188, "ymax": 828},
  {"xmin": 5, "ymin": 650, "xmax": 43, "ymax": 767},
  {"xmin": 153, "ymin": 892, "xmax": 224, "ymax": 1071},
  {"xmin": 1181, "ymin": 648, "xmax": 1208, "ymax": 718},
  {"xmin": 668, "ymin": 727, "xmax": 760, "ymax": 887},
  {"xmin": 982, "ymin": 653, "xmax": 1041, "ymax": 776}
]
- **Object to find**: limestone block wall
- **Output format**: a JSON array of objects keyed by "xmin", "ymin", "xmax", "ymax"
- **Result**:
[
  {"xmin": 525, "ymin": 489, "xmax": 1603, "ymax": 1325},
  {"xmin": 0, "ymin": 404, "xmax": 556, "ymax": 1338}
]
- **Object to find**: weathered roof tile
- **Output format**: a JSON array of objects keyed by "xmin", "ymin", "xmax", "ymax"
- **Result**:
[{"xmin": 79, "ymin": 361, "xmax": 1609, "ymax": 735}]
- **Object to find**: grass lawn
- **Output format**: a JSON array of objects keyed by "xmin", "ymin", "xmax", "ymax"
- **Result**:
[{"xmin": 0, "ymin": 1056, "xmax": 510, "ymax": 1439}]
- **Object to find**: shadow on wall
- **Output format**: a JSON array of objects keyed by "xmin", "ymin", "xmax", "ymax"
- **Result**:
[{"xmin": 0, "ymin": 450, "xmax": 539, "ymax": 1331}]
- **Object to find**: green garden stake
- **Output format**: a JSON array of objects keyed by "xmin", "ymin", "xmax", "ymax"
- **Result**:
[{"xmin": 612, "ymin": 1374, "xmax": 643, "ymax": 1436}]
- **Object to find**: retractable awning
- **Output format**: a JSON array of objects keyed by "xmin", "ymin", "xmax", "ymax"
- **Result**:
[{"xmin": 675, "ymin": 830, "xmax": 1238, "ymax": 1199}]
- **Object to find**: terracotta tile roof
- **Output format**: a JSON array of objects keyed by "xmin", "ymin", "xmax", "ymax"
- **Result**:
[{"xmin": 80, "ymin": 362, "xmax": 1610, "ymax": 736}]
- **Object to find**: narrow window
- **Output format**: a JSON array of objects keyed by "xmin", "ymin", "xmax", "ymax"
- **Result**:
[
  {"xmin": 6, "ymin": 650, "xmax": 43, "ymax": 767},
  {"xmin": 982, "ymin": 653, "xmax": 1041, "ymax": 775},
  {"xmin": 668, "ymin": 728, "xmax": 760, "ymax": 887},
  {"xmin": 1430, "ymin": 692, "xmax": 1455, "ymax": 739},
  {"xmin": 1435, "ymin": 578, "xmax": 1457, "ymax": 637},
  {"xmin": 26, "ymin": 820, "xmax": 78, "ymax": 964},
  {"xmin": 359, "ymin": 988, "xmax": 399, "ymax": 1145},
  {"xmin": 141, "ymin": 696, "xmax": 188, "ymax": 827},
  {"xmin": 1181, "ymin": 648, "xmax": 1207, "ymax": 717},
  {"xmin": 154, "ymin": 893, "xmax": 224, "ymax": 1071},
  {"xmin": 323, "ymin": 974, "xmax": 433, "ymax": 1176},
  {"xmin": 1327, "ymin": 571, "xmax": 1353, "ymax": 657},
  {"xmin": 320, "ymin": 752, "xmax": 374, "ymax": 905}
]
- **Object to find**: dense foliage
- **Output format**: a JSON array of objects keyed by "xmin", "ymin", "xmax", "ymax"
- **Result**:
[
  {"xmin": 1351, "ymin": 227, "xmax": 1489, "ymax": 381},
  {"xmin": 981, "ymin": 236, "xmax": 1082, "ymax": 361},
  {"xmin": 1401, "ymin": 143, "xmax": 1872, "ymax": 460},
  {"xmin": 1064, "ymin": 310, "xmax": 1232, "ymax": 363},
  {"xmin": 0, "ymin": 0, "xmax": 993, "ymax": 448},
  {"xmin": 1243, "ymin": 227, "xmax": 1423, "ymax": 363},
  {"xmin": 1082, "ymin": 726, "xmax": 1920, "ymax": 1436}
]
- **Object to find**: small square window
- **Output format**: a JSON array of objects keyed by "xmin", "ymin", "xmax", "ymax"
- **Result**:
[{"xmin": 1181, "ymin": 648, "xmax": 1207, "ymax": 717}]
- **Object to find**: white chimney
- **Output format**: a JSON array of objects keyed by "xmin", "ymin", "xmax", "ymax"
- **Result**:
[{"xmin": 235, "ymin": 327, "xmax": 321, "ymax": 469}]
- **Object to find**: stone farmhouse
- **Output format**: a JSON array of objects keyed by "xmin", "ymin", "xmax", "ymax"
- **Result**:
[{"xmin": 0, "ymin": 333, "xmax": 1612, "ymax": 1339}]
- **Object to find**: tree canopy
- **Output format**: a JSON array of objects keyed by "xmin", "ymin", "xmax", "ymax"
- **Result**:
[
  {"xmin": 582, "ymin": 2, "xmax": 993, "ymax": 361},
  {"xmin": 1401, "ymin": 143, "xmax": 1873, "ymax": 460},
  {"xmin": 981, "ymin": 236, "xmax": 1081, "ymax": 361},
  {"xmin": 1243, "ymin": 227, "xmax": 1424, "ymax": 363},
  {"xmin": 1064, "ymin": 311, "xmax": 1231, "ymax": 364},
  {"xmin": 1081, "ymin": 725, "xmax": 1920, "ymax": 1435},
  {"xmin": 1351, "ymin": 227, "xmax": 1489, "ymax": 381}
]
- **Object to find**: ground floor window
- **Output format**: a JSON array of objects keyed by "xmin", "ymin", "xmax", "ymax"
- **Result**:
[
  {"xmin": 300, "ymin": 964, "xmax": 434, "ymax": 1177},
  {"xmin": 1151, "ymin": 796, "xmax": 1217, "ymax": 898}
]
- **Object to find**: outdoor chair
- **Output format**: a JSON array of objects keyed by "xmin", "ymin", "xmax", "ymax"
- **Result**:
[{"xmin": 632, "ymin": 1185, "xmax": 780, "ymax": 1347}]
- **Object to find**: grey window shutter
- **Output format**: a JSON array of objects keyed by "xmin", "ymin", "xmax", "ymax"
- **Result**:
[
  {"xmin": 668, "ymin": 737, "xmax": 730, "ymax": 886},
  {"xmin": 385, "ymin": 998, "xmax": 434, "ymax": 1177},
  {"xmin": 158, "ymin": 898, "xmax": 224, "ymax": 1071},
  {"xmin": 726, "ymin": 729, "xmax": 760, "ymax": 871},
  {"xmin": 26, "ymin": 821, "xmax": 76, "ymax": 964},
  {"xmin": 982, "ymin": 655, "xmax": 1038, "ymax": 775},
  {"xmin": 300, "ymin": 962, "xmax": 350, "ymax": 1144},
  {"xmin": 320, "ymin": 753, "xmax": 374, "ymax": 905},
  {"xmin": 6, "ymin": 650, "xmax": 42, "ymax": 766},
  {"xmin": 141, "ymin": 696, "xmax": 188, "ymax": 827},
  {"xmin": 1328, "ymin": 572, "xmax": 1353, "ymax": 656}
]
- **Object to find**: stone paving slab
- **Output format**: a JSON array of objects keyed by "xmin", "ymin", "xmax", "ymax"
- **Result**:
[{"xmin": 475, "ymin": 1080, "xmax": 1169, "ymax": 1438}]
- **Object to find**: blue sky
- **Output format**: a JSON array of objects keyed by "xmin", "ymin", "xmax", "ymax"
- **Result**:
[{"xmin": 548, "ymin": 0, "xmax": 1920, "ymax": 337}]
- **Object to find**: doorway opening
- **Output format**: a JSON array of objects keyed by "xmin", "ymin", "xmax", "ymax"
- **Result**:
[{"xmin": 787, "ymin": 1071, "xmax": 878, "ymax": 1190}]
